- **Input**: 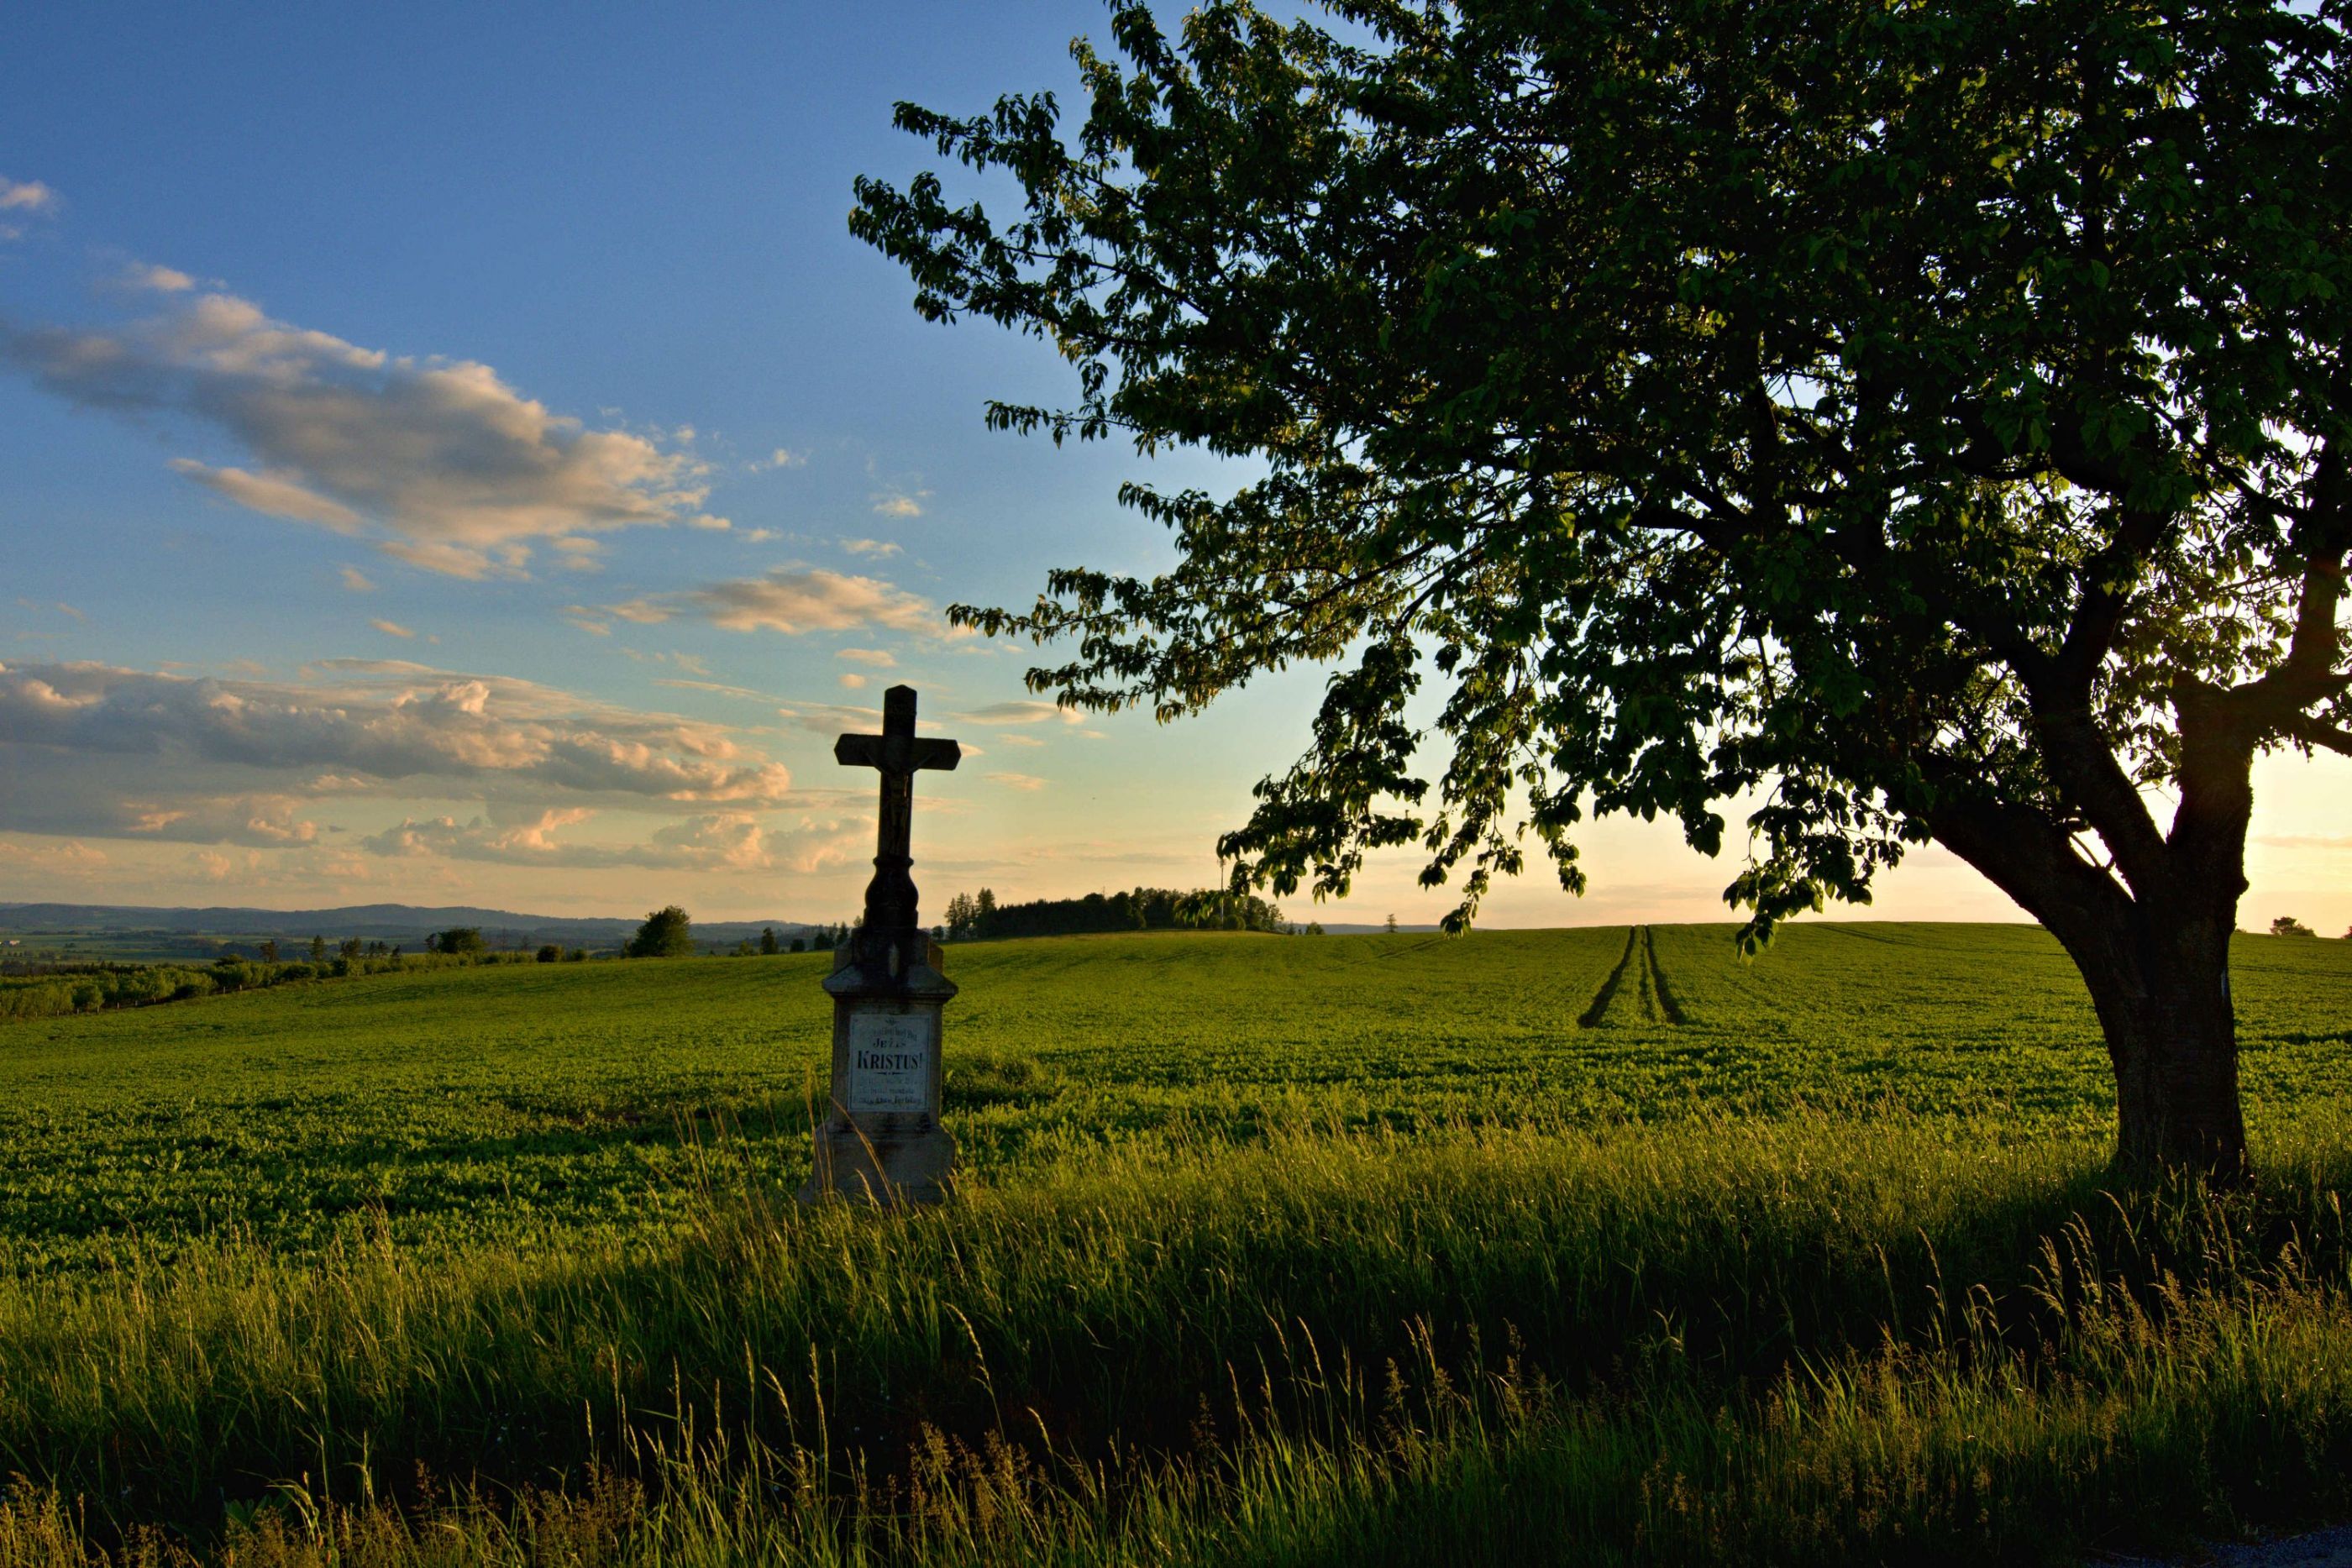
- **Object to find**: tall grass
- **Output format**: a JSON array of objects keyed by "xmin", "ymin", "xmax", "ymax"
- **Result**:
[{"xmin": 2, "ymin": 1109, "xmax": 2349, "ymax": 1562}]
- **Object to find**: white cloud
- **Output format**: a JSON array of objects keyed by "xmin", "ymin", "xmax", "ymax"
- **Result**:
[
  {"xmin": 870, "ymin": 493, "xmax": 927, "ymax": 518},
  {"xmin": 841, "ymin": 538, "xmax": 901, "ymax": 557},
  {"xmin": 772, "ymin": 699, "xmax": 885, "ymax": 736},
  {"xmin": 122, "ymin": 262, "xmax": 196, "ymax": 292},
  {"xmin": 370, "ymin": 618, "xmax": 417, "ymax": 639},
  {"xmin": 3, "ymin": 290, "xmax": 720, "ymax": 578},
  {"xmin": 552, "ymin": 536, "xmax": 605, "ymax": 573},
  {"xmin": 606, "ymin": 569, "xmax": 945, "ymax": 638},
  {"xmin": 340, "ymin": 565, "xmax": 376, "ymax": 593},
  {"xmin": 170, "ymin": 459, "xmax": 363, "ymax": 530},
  {"xmin": 837, "ymin": 648, "xmax": 896, "ymax": 668},
  {"xmin": 838, "ymin": 673, "xmax": 868, "ymax": 690},
  {"xmin": 0, "ymin": 178, "xmax": 57, "ymax": 213},
  {"xmin": 959, "ymin": 700, "xmax": 1083, "ymax": 726},
  {"xmin": 987, "ymin": 772, "xmax": 1048, "ymax": 791},
  {"xmin": 996, "ymin": 732, "xmax": 1046, "ymax": 747},
  {"xmin": 753, "ymin": 447, "xmax": 806, "ymax": 472}
]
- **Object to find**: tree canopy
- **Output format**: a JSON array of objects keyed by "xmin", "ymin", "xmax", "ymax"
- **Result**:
[
  {"xmin": 855, "ymin": 0, "xmax": 2348, "ymax": 1172},
  {"xmin": 432, "ymin": 926, "xmax": 487, "ymax": 957},
  {"xmin": 627, "ymin": 906, "xmax": 696, "ymax": 959},
  {"xmin": 858, "ymin": 0, "xmax": 2344, "ymax": 920}
]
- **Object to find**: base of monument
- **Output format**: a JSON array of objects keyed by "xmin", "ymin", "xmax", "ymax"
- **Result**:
[{"xmin": 798, "ymin": 1120, "xmax": 958, "ymax": 1206}]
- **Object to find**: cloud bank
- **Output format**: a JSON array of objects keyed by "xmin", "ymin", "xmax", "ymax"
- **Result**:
[
  {"xmin": 1, "ymin": 288, "xmax": 719, "ymax": 578},
  {"xmin": 0, "ymin": 659, "xmax": 796, "ymax": 864}
]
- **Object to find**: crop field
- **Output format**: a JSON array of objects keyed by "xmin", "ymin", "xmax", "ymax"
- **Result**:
[{"xmin": 3, "ymin": 924, "xmax": 2351, "ymax": 1565}]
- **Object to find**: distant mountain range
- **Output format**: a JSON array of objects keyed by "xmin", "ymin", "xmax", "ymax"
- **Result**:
[{"xmin": 0, "ymin": 901, "xmax": 821, "ymax": 953}]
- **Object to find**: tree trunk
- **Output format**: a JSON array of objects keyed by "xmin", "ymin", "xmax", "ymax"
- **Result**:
[
  {"xmin": 1928, "ymin": 783, "xmax": 2253, "ymax": 1182},
  {"xmin": 2055, "ymin": 906, "xmax": 2248, "ymax": 1178}
]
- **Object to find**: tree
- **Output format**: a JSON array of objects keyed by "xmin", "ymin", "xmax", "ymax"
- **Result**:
[
  {"xmin": 1385, "ymin": 914, "xmax": 1399, "ymax": 936},
  {"xmin": 975, "ymin": 888, "xmax": 997, "ymax": 939},
  {"xmin": 433, "ymin": 927, "xmax": 487, "ymax": 957},
  {"xmin": 258, "ymin": 938, "xmax": 279, "ymax": 965},
  {"xmin": 943, "ymin": 891, "xmax": 974, "ymax": 940},
  {"xmin": 2270, "ymin": 916, "xmax": 2318, "ymax": 938},
  {"xmin": 760, "ymin": 926, "xmax": 781, "ymax": 955},
  {"xmin": 854, "ymin": 0, "xmax": 2349, "ymax": 1177},
  {"xmin": 538, "ymin": 943, "xmax": 563, "ymax": 963},
  {"xmin": 307, "ymin": 935, "xmax": 327, "ymax": 964},
  {"xmin": 627, "ymin": 905, "xmax": 696, "ymax": 958}
]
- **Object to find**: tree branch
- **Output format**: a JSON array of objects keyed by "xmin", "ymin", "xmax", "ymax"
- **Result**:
[{"xmin": 2225, "ymin": 438, "xmax": 2350, "ymax": 726}]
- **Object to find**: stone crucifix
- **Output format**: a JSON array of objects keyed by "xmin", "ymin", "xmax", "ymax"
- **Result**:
[
  {"xmin": 832, "ymin": 683, "xmax": 960, "ymax": 952},
  {"xmin": 801, "ymin": 684, "xmax": 964, "ymax": 1204}
]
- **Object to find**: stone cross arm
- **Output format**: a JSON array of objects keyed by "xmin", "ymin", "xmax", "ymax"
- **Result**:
[{"xmin": 833, "ymin": 732, "xmax": 961, "ymax": 774}]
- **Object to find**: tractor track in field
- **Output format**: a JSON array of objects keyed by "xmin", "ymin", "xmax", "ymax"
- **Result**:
[
  {"xmin": 1578, "ymin": 927, "xmax": 1641, "ymax": 1026},
  {"xmin": 1579, "ymin": 926, "xmax": 1685, "ymax": 1027},
  {"xmin": 1641, "ymin": 925, "xmax": 1687, "ymax": 1025}
]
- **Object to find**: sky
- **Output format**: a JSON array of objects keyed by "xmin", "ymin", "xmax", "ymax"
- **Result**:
[{"xmin": 0, "ymin": 3, "xmax": 2344, "ymax": 933}]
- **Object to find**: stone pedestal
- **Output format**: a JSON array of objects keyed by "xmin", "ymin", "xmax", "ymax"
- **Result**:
[{"xmin": 799, "ymin": 928, "xmax": 958, "ymax": 1204}]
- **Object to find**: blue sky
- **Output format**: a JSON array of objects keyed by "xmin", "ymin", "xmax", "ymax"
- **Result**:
[{"xmin": 1, "ymin": 3, "xmax": 2344, "ymax": 931}]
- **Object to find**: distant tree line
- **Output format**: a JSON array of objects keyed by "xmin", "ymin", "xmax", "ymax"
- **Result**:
[
  {"xmin": 0, "ymin": 945, "xmax": 544, "ymax": 1023},
  {"xmin": 2267, "ymin": 917, "xmax": 2352, "ymax": 940},
  {"xmin": 938, "ymin": 886, "xmax": 1289, "ymax": 941},
  {"xmin": 624, "ymin": 907, "xmax": 847, "ymax": 957}
]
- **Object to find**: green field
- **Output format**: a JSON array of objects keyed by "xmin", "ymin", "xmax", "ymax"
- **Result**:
[{"xmin": 4, "ymin": 925, "xmax": 2352, "ymax": 1564}]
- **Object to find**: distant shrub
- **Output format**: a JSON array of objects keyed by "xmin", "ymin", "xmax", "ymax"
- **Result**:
[
  {"xmin": 537, "ymin": 944, "xmax": 562, "ymax": 964},
  {"xmin": 627, "ymin": 906, "xmax": 695, "ymax": 958}
]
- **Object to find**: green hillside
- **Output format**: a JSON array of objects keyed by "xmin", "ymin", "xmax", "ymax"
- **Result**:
[
  {"xmin": 5, "ymin": 925, "xmax": 2349, "ymax": 1275},
  {"xmin": 3, "ymin": 926, "xmax": 2351, "ymax": 1565}
]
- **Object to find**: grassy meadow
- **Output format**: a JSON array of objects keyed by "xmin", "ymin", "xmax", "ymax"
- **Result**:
[{"xmin": 3, "ymin": 924, "xmax": 2350, "ymax": 1564}]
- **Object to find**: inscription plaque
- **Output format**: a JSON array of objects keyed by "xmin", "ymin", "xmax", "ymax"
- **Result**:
[{"xmin": 847, "ymin": 1010, "xmax": 932, "ymax": 1112}]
